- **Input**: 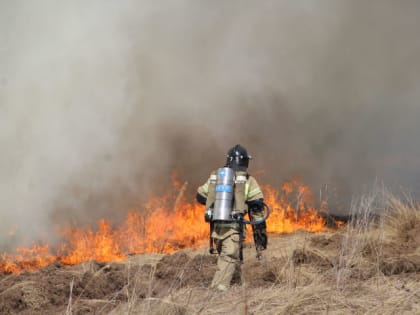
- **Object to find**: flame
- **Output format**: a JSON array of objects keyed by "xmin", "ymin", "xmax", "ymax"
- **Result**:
[
  {"xmin": 58, "ymin": 219, "xmax": 125, "ymax": 265},
  {"xmin": 263, "ymin": 178, "xmax": 326, "ymax": 233},
  {"xmin": 0, "ymin": 245, "xmax": 55, "ymax": 274},
  {"xmin": 0, "ymin": 178, "xmax": 339, "ymax": 274}
]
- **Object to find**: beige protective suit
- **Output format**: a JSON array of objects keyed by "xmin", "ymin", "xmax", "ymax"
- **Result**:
[{"xmin": 197, "ymin": 171, "xmax": 264, "ymax": 290}]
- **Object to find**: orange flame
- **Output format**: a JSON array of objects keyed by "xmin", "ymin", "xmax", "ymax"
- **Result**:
[
  {"xmin": 263, "ymin": 178, "xmax": 326, "ymax": 233},
  {"xmin": 0, "ymin": 178, "xmax": 339, "ymax": 274},
  {"xmin": 58, "ymin": 219, "xmax": 125, "ymax": 265},
  {"xmin": 0, "ymin": 245, "xmax": 55, "ymax": 274}
]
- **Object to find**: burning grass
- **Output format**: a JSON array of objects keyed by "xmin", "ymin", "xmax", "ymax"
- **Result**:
[
  {"xmin": 0, "ymin": 179, "xmax": 331, "ymax": 274},
  {"xmin": 1, "ymin": 190, "xmax": 420, "ymax": 314},
  {"xmin": 4, "ymin": 185, "xmax": 420, "ymax": 314}
]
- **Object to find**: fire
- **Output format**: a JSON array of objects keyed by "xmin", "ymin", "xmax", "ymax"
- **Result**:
[
  {"xmin": 0, "ymin": 245, "xmax": 55, "ymax": 274},
  {"xmin": 0, "ymin": 178, "xmax": 338, "ymax": 274},
  {"xmin": 58, "ymin": 219, "xmax": 126, "ymax": 265},
  {"xmin": 264, "ymin": 178, "xmax": 326, "ymax": 233}
]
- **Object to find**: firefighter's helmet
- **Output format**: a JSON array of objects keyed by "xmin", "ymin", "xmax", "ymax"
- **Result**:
[{"xmin": 226, "ymin": 144, "xmax": 252, "ymax": 170}]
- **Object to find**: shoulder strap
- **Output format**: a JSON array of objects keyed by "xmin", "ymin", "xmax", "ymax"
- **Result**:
[
  {"xmin": 205, "ymin": 170, "xmax": 217, "ymax": 209},
  {"xmin": 234, "ymin": 171, "xmax": 248, "ymax": 213}
]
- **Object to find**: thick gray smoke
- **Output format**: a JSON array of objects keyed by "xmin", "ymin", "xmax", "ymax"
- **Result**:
[{"xmin": 1, "ymin": 1, "xmax": 420, "ymax": 247}]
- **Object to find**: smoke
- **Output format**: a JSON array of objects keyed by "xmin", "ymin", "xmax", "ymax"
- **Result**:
[{"xmin": 1, "ymin": 1, "xmax": 420, "ymax": 246}]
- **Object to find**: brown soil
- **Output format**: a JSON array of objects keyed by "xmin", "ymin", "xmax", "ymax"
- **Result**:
[{"xmin": 1, "ymin": 222, "xmax": 420, "ymax": 314}]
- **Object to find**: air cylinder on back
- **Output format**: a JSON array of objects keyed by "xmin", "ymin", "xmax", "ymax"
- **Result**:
[{"xmin": 212, "ymin": 167, "xmax": 235, "ymax": 221}]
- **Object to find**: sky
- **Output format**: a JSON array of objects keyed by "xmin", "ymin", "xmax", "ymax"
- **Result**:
[{"xmin": 1, "ymin": 0, "xmax": 420, "ymax": 246}]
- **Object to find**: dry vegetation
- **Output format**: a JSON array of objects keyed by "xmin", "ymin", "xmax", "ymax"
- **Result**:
[{"xmin": 1, "ymin": 193, "xmax": 420, "ymax": 314}]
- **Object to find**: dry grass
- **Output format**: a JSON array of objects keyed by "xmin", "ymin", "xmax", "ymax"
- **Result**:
[
  {"xmin": 2, "ymin": 191, "xmax": 420, "ymax": 314},
  {"xmin": 383, "ymin": 194, "xmax": 420, "ymax": 243},
  {"xmin": 112, "ymin": 190, "xmax": 420, "ymax": 315}
]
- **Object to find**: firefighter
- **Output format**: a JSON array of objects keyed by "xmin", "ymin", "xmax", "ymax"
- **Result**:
[{"xmin": 196, "ymin": 144, "xmax": 268, "ymax": 291}]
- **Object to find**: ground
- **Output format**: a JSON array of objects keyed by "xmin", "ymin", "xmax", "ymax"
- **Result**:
[{"xmin": 1, "ymin": 213, "xmax": 420, "ymax": 315}]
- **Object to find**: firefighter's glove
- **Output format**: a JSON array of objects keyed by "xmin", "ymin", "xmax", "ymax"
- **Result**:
[
  {"xmin": 247, "ymin": 199, "xmax": 264, "ymax": 212},
  {"xmin": 232, "ymin": 212, "xmax": 244, "ymax": 221},
  {"xmin": 204, "ymin": 208, "xmax": 213, "ymax": 222}
]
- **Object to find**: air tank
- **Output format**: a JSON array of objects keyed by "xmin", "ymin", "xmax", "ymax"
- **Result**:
[{"xmin": 212, "ymin": 167, "xmax": 235, "ymax": 221}]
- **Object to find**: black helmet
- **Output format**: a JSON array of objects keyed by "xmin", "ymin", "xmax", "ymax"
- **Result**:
[{"xmin": 226, "ymin": 144, "xmax": 252, "ymax": 170}]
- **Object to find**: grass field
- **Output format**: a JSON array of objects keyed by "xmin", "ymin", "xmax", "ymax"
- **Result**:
[{"xmin": 1, "ymin": 192, "xmax": 419, "ymax": 314}]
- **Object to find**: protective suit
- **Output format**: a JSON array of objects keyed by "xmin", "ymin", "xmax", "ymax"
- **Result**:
[{"xmin": 196, "ymin": 144, "xmax": 267, "ymax": 291}]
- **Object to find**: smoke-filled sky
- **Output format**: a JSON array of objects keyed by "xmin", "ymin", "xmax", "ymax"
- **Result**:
[{"xmin": 1, "ymin": 1, "xmax": 420, "ymax": 245}]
